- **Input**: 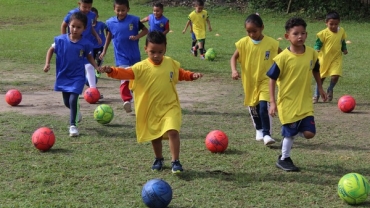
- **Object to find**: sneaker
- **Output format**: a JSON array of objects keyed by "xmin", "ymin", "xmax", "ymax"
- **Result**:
[
  {"xmin": 151, "ymin": 158, "xmax": 164, "ymax": 171},
  {"xmin": 263, "ymin": 135, "xmax": 275, "ymax": 145},
  {"xmin": 123, "ymin": 101, "xmax": 132, "ymax": 113},
  {"xmin": 99, "ymin": 94, "xmax": 104, "ymax": 100},
  {"xmin": 95, "ymin": 70, "xmax": 101, "ymax": 78},
  {"xmin": 192, "ymin": 46, "xmax": 198, "ymax": 57},
  {"xmin": 276, "ymin": 155, "xmax": 300, "ymax": 172},
  {"xmin": 255, "ymin": 129, "xmax": 263, "ymax": 141},
  {"xmin": 327, "ymin": 90, "xmax": 333, "ymax": 101},
  {"xmin": 200, "ymin": 55, "xmax": 205, "ymax": 60},
  {"xmin": 69, "ymin": 125, "xmax": 79, "ymax": 137},
  {"xmin": 171, "ymin": 160, "xmax": 183, "ymax": 174},
  {"xmin": 312, "ymin": 96, "xmax": 319, "ymax": 104},
  {"xmin": 77, "ymin": 112, "xmax": 82, "ymax": 123}
]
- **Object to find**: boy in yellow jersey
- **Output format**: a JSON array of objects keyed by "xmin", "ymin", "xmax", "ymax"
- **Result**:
[
  {"xmin": 267, "ymin": 18, "xmax": 327, "ymax": 172},
  {"xmin": 182, "ymin": 0, "xmax": 212, "ymax": 59},
  {"xmin": 313, "ymin": 11, "xmax": 348, "ymax": 103},
  {"xmin": 99, "ymin": 31, "xmax": 203, "ymax": 174},
  {"xmin": 230, "ymin": 13, "xmax": 282, "ymax": 146}
]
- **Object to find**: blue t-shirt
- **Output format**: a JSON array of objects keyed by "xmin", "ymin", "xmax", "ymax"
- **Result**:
[
  {"xmin": 93, "ymin": 21, "xmax": 106, "ymax": 49},
  {"xmin": 53, "ymin": 34, "xmax": 93, "ymax": 94},
  {"xmin": 148, "ymin": 14, "xmax": 169, "ymax": 33},
  {"xmin": 106, "ymin": 15, "xmax": 144, "ymax": 66},
  {"xmin": 63, "ymin": 8, "xmax": 96, "ymax": 44}
]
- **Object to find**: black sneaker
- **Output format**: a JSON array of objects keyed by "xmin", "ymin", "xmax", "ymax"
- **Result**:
[
  {"xmin": 171, "ymin": 160, "xmax": 183, "ymax": 174},
  {"xmin": 151, "ymin": 158, "xmax": 164, "ymax": 171},
  {"xmin": 276, "ymin": 155, "xmax": 300, "ymax": 172}
]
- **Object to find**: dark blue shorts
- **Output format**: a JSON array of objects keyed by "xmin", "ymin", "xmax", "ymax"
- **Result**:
[
  {"xmin": 191, "ymin": 32, "xmax": 196, "ymax": 41},
  {"xmin": 281, "ymin": 116, "xmax": 316, "ymax": 137}
]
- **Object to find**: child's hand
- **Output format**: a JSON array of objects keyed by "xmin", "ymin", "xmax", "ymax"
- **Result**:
[
  {"xmin": 129, "ymin": 35, "xmax": 138, "ymax": 41},
  {"xmin": 43, "ymin": 64, "xmax": 50, "ymax": 72},
  {"xmin": 182, "ymin": 29, "xmax": 186, "ymax": 34},
  {"xmin": 343, "ymin": 50, "xmax": 348, "ymax": 55},
  {"xmin": 269, "ymin": 102, "xmax": 278, "ymax": 117},
  {"xmin": 99, "ymin": 66, "xmax": 112, "ymax": 73},
  {"xmin": 232, "ymin": 71, "xmax": 240, "ymax": 80},
  {"xmin": 192, "ymin": 73, "xmax": 203, "ymax": 80},
  {"xmin": 99, "ymin": 51, "xmax": 105, "ymax": 60},
  {"xmin": 319, "ymin": 89, "xmax": 328, "ymax": 102}
]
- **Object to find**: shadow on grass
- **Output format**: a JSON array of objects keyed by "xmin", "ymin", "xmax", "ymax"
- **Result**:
[
  {"xmin": 182, "ymin": 109, "xmax": 245, "ymax": 117},
  {"xmin": 46, "ymin": 148, "xmax": 73, "ymax": 154}
]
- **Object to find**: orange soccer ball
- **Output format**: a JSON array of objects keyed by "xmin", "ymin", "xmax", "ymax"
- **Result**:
[
  {"xmin": 338, "ymin": 95, "xmax": 356, "ymax": 113},
  {"xmin": 5, "ymin": 89, "xmax": 22, "ymax": 106},
  {"xmin": 32, "ymin": 127, "xmax": 56, "ymax": 151},
  {"xmin": 84, "ymin": 87, "xmax": 100, "ymax": 104},
  {"xmin": 205, "ymin": 130, "xmax": 228, "ymax": 153}
]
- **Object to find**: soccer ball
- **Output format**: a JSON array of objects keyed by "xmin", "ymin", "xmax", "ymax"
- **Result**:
[
  {"xmin": 141, "ymin": 178, "xmax": 172, "ymax": 208},
  {"xmin": 5, "ymin": 89, "xmax": 22, "ymax": 106},
  {"xmin": 205, "ymin": 130, "xmax": 228, "ymax": 153},
  {"xmin": 338, "ymin": 95, "xmax": 356, "ymax": 113},
  {"xmin": 84, "ymin": 87, "xmax": 100, "ymax": 104},
  {"xmin": 338, "ymin": 173, "xmax": 370, "ymax": 205},
  {"xmin": 94, "ymin": 104, "xmax": 114, "ymax": 124},
  {"xmin": 205, "ymin": 48, "xmax": 216, "ymax": 61},
  {"xmin": 31, "ymin": 127, "xmax": 55, "ymax": 151}
]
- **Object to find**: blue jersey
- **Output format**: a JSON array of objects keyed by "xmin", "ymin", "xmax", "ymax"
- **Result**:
[
  {"xmin": 53, "ymin": 34, "xmax": 93, "ymax": 94},
  {"xmin": 64, "ymin": 8, "xmax": 96, "ymax": 44},
  {"xmin": 148, "ymin": 14, "xmax": 169, "ymax": 33},
  {"xmin": 93, "ymin": 21, "xmax": 107, "ymax": 48},
  {"xmin": 106, "ymin": 15, "xmax": 143, "ymax": 66}
]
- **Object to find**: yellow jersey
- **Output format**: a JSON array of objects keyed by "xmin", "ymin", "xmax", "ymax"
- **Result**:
[
  {"xmin": 270, "ymin": 46, "xmax": 318, "ymax": 124},
  {"xmin": 107, "ymin": 57, "xmax": 195, "ymax": 143},
  {"xmin": 235, "ymin": 35, "xmax": 279, "ymax": 106},
  {"xmin": 188, "ymin": 10, "xmax": 209, "ymax": 39}
]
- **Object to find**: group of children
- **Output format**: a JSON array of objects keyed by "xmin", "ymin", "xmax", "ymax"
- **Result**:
[
  {"xmin": 43, "ymin": 0, "xmax": 348, "ymax": 173},
  {"xmin": 231, "ymin": 12, "xmax": 347, "ymax": 171}
]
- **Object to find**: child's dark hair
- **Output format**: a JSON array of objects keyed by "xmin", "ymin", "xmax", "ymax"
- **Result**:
[
  {"xmin": 70, "ymin": 12, "xmax": 88, "ymax": 27},
  {"xmin": 80, "ymin": 0, "xmax": 93, "ymax": 3},
  {"xmin": 326, "ymin": 11, "xmax": 340, "ymax": 22},
  {"xmin": 154, "ymin": 2, "xmax": 164, "ymax": 10},
  {"xmin": 245, "ymin": 14, "xmax": 263, "ymax": 28},
  {"xmin": 114, "ymin": 0, "xmax": 129, "ymax": 8},
  {"xmin": 91, "ymin": 7, "xmax": 98, "ymax": 15},
  {"xmin": 194, "ymin": 0, "xmax": 204, "ymax": 6},
  {"xmin": 285, "ymin": 17, "xmax": 307, "ymax": 32},
  {"xmin": 145, "ymin": 31, "xmax": 167, "ymax": 46}
]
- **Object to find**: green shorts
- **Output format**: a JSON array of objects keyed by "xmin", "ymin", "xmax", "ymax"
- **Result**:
[{"xmin": 197, "ymin": 39, "xmax": 205, "ymax": 43}]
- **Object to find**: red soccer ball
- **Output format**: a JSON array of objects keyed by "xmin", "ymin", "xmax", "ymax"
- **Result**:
[
  {"xmin": 205, "ymin": 130, "xmax": 228, "ymax": 153},
  {"xmin": 338, "ymin": 95, "xmax": 356, "ymax": 113},
  {"xmin": 84, "ymin": 87, "xmax": 100, "ymax": 104},
  {"xmin": 5, "ymin": 89, "xmax": 22, "ymax": 106},
  {"xmin": 32, "ymin": 127, "xmax": 56, "ymax": 151}
]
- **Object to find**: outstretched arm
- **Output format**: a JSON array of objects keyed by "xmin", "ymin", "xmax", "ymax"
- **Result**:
[
  {"xmin": 100, "ymin": 66, "xmax": 135, "ymax": 80},
  {"xmin": 179, "ymin": 68, "xmax": 203, "ymax": 81}
]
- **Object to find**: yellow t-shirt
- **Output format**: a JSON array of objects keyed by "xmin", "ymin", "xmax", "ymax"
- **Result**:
[
  {"xmin": 273, "ymin": 47, "xmax": 318, "ymax": 124},
  {"xmin": 235, "ymin": 35, "xmax": 279, "ymax": 106},
  {"xmin": 188, "ymin": 10, "xmax": 208, "ymax": 40},
  {"xmin": 317, "ymin": 27, "xmax": 347, "ymax": 77},
  {"xmin": 130, "ymin": 57, "xmax": 182, "ymax": 143}
]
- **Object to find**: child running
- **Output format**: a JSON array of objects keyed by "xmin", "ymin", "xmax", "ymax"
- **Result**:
[
  {"xmin": 313, "ymin": 11, "xmax": 348, "ymax": 103},
  {"xmin": 267, "ymin": 17, "xmax": 327, "ymax": 171},
  {"xmin": 140, "ymin": 2, "xmax": 170, "ymax": 35},
  {"xmin": 230, "ymin": 13, "xmax": 282, "ymax": 146},
  {"xmin": 44, "ymin": 12, "xmax": 100, "ymax": 137},
  {"xmin": 99, "ymin": 31, "xmax": 203, "ymax": 174}
]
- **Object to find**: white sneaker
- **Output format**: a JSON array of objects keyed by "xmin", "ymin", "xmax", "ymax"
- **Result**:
[
  {"xmin": 256, "ymin": 129, "xmax": 263, "ymax": 141},
  {"xmin": 77, "ymin": 112, "xmax": 82, "ymax": 123},
  {"xmin": 123, "ymin": 101, "xmax": 132, "ymax": 113},
  {"xmin": 263, "ymin": 135, "xmax": 275, "ymax": 145},
  {"xmin": 69, "ymin": 125, "xmax": 79, "ymax": 137}
]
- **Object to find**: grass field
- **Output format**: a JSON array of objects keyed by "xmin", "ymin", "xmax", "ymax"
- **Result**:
[{"xmin": 1, "ymin": 0, "xmax": 370, "ymax": 207}]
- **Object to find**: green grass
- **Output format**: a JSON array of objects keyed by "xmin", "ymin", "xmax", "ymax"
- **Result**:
[{"xmin": 1, "ymin": 0, "xmax": 370, "ymax": 207}]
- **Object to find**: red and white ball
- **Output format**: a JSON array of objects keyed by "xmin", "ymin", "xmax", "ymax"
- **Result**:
[
  {"xmin": 338, "ymin": 95, "xmax": 356, "ymax": 113},
  {"xmin": 84, "ymin": 87, "xmax": 100, "ymax": 104},
  {"xmin": 5, "ymin": 89, "xmax": 22, "ymax": 106},
  {"xmin": 205, "ymin": 130, "xmax": 228, "ymax": 153},
  {"xmin": 32, "ymin": 127, "xmax": 55, "ymax": 151}
]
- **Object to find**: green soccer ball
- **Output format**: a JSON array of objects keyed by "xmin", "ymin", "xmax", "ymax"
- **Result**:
[
  {"xmin": 205, "ymin": 49, "xmax": 216, "ymax": 61},
  {"xmin": 94, "ymin": 104, "xmax": 114, "ymax": 124},
  {"xmin": 338, "ymin": 173, "xmax": 370, "ymax": 205}
]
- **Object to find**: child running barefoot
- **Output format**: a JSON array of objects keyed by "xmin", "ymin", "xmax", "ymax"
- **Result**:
[{"xmin": 99, "ymin": 31, "xmax": 203, "ymax": 174}]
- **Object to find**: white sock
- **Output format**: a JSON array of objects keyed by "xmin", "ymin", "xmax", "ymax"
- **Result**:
[
  {"xmin": 85, "ymin": 64, "xmax": 96, "ymax": 88},
  {"xmin": 281, "ymin": 137, "xmax": 294, "ymax": 160}
]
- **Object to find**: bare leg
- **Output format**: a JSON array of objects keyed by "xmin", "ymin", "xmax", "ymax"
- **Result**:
[
  {"xmin": 151, "ymin": 137, "xmax": 163, "ymax": 159},
  {"xmin": 167, "ymin": 130, "xmax": 180, "ymax": 161}
]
